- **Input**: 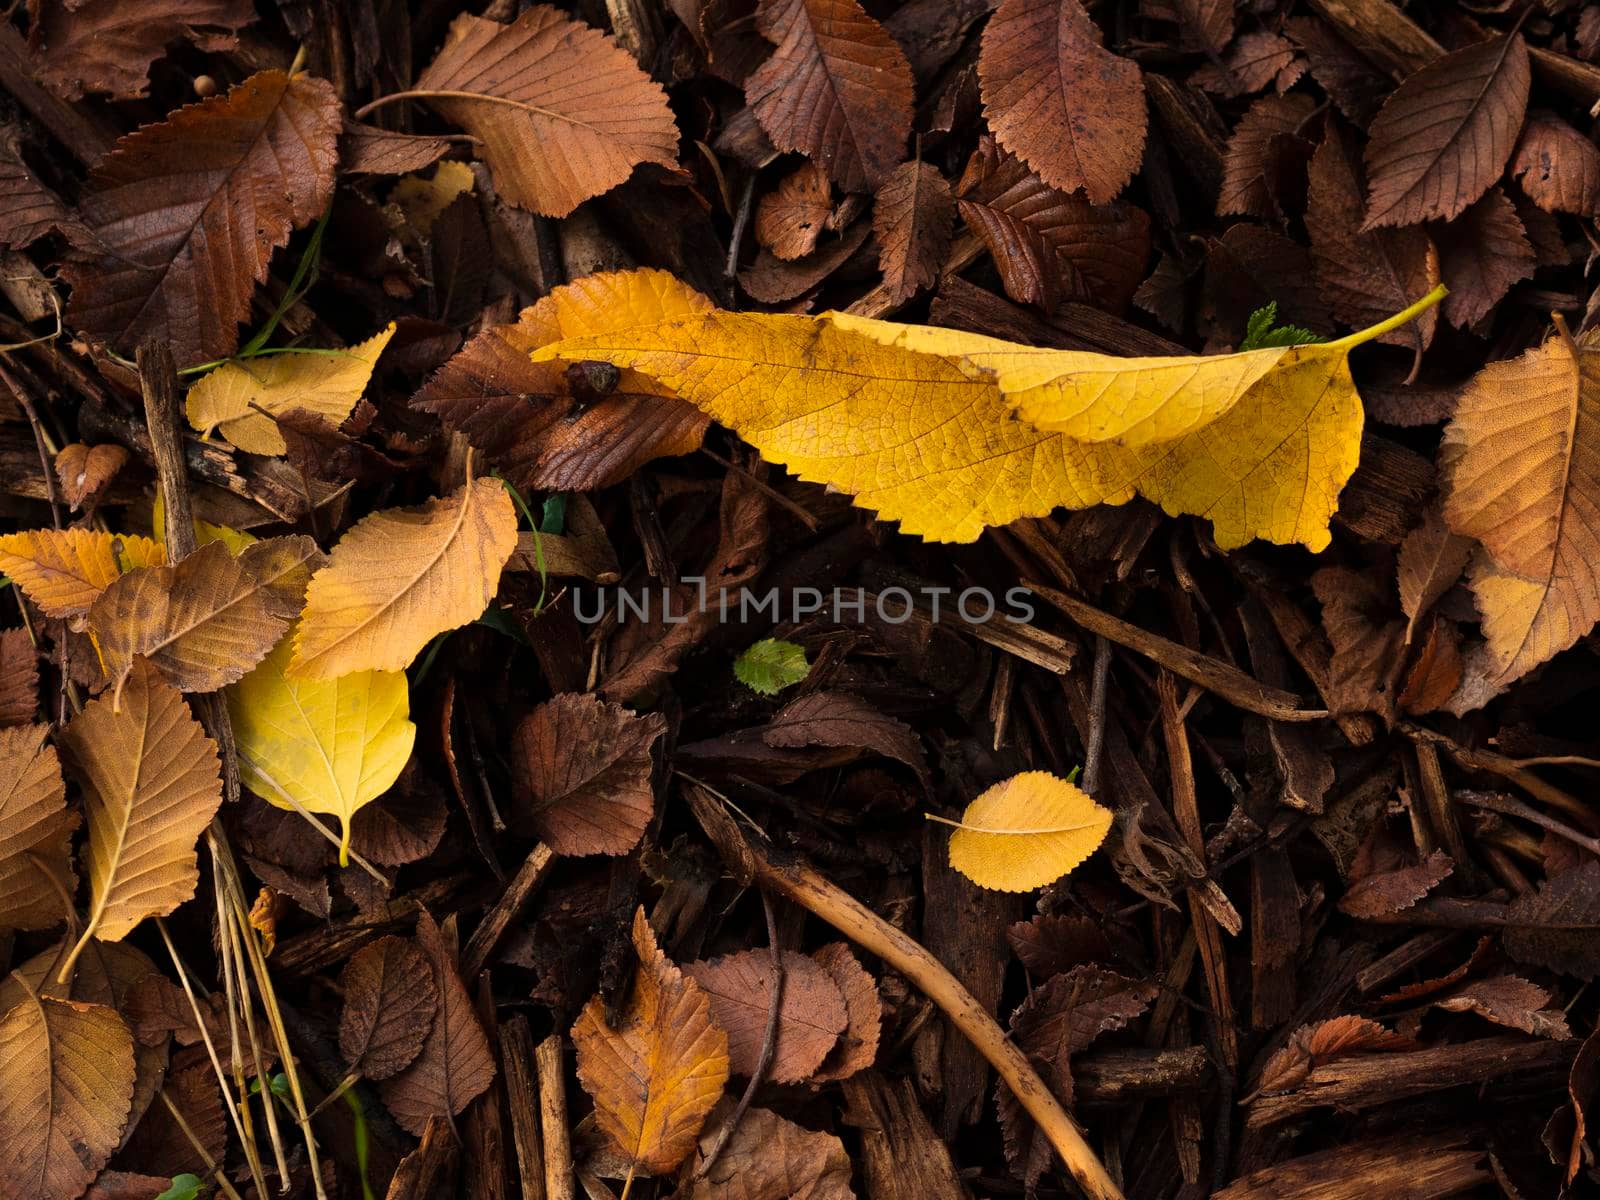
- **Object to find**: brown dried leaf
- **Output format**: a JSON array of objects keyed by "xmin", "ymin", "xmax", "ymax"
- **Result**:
[
  {"xmin": 58, "ymin": 660, "xmax": 223, "ymax": 974},
  {"xmin": 1308, "ymin": 122, "xmax": 1439, "ymax": 371},
  {"xmin": 1006, "ymin": 913, "xmax": 1112, "ymax": 977},
  {"xmin": 573, "ymin": 908, "xmax": 730, "ymax": 1176},
  {"xmin": 746, "ymin": 0, "xmax": 913, "ymax": 192},
  {"xmin": 808, "ymin": 943, "xmax": 881, "ymax": 1083},
  {"xmin": 339, "ymin": 935, "xmax": 441, "ymax": 1081},
  {"xmin": 0, "ymin": 628, "xmax": 39, "ymax": 727},
  {"xmin": 686, "ymin": 1103, "xmax": 854, "ymax": 1200},
  {"xmin": 756, "ymin": 163, "xmax": 832, "ymax": 260},
  {"xmin": 739, "ymin": 220, "xmax": 870, "ymax": 303},
  {"xmin": 348, "ymin": 763, "xmax": 448, "ymax": 868},
  {"xmin": 0, "ymin": 724, "xmax": 76, "ymax": 933},
  {"xmin": 1511, "ymin": 112, "xmax": 1600, "ymax": 219},
  {"xmin": 1311, "ymin": 565, "xmax": 1404, "ymax": 721},
  {"xmin": 1256, "ymin": 1015, "xmax": 1409, "ymax": 1095},
  {"xmin": 29, "ymin": 0, "xmax": 255, "ymax": 100},
  {"xmin": 1167, "ymin": 0, "xmax": 1231, "ymax": 57},
  {"xmin": 87, "ymin": 537, "xmax": 322, "ymax": 697},
  {"xmin": 1201, "ymin": 223, "xmax": 1327, "ymax": 342},
  {"xmin": 118, "ymin": 1049, "xmax": 228, "ymax": 1178},
  {"xmin": 1504, "ymin": 862, "xmax": 1600, "ymax": 978},
  {"xmin": 509, "ymin": 692, "xmax": 666, "ymax": 856},
  {"xmin": 1396, "ymin": 618, "xmax": 1462, "ymax": 715},
  {"xmin": 380, "ymin": 911, "xmax": 496, "ymax": 1133},
  {"xmin": 760, "ymin": 690, "xmax": 930, "ymax": 789},
  {"xmin": 1398, "ymin": 506, "xmax": 1472, "ymax": 644},
  {"xmin": 686, "ymin": 949, "xmax": 849, "ymax": 1083},
  {"xmin": 64, "ymin": 70, "xmax": 340, "ymax": 367},
  {"xmin": 1218, "ymin": 93, "xmax": 1315, "ymax": 220},
  {"xmin": 54, "ymin": 445, "xmax": 129, "ymax": 512},
  {"xmin": 1432, "ymin": 187, "xmax": 1534, "ymax": 329},
  {"xmin": 339, "ymin": 120, "xmax": 452, "ymax": 176},
  {"xmin": 1286, "ymin": 17, "xmax": 1389, "ymax": 125},
  {"xmin": 872, "ymin": 160, "xmax": 955, "ymax": 306},
  {"xmin": 1363, "ymin": 33, "xmax": 1531, "ymax": 229},
  {"xmin": 414, "ymin": 7, "xmax": 678, "ymax": 217},
  {"xmin": 1431, "ymin": 975, "xmax": 1572, "ymax": 1039},
  {"xmin": 0, "ymin": 990, "xmax": 136, "ymax": 1199},
  {"xmin": 1338, "ymin": 848, "xmax": 1454, "ymax": 919},
  {"xmin": 0, "ymin": 145, "xmax": 87, "ymax": 249},
  {"xmin": 979, "ymin": 0, "xmax": 1145, "ymax": 204},
  {"xmin": 1192, "ymin": 30, "xmax": 1297, "ymax": 97}
]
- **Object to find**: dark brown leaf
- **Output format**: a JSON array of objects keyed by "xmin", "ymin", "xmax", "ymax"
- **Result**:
[
  {"xmin": 339, "ymin": 935, "xmax": 441, "ymax": 1081},
  {"xmin": 1398, "ymin": 506, "xmax": 1473, "ymax": 643},
  {"xmin": 687, "ymin": 1101, "xmax": 854, "ymax": 1200},
  {"xmin": 1286, "ymin": 16, "xmax": 1389, "ymax": 125},
  {"xmin": 755, "ymin": 162, "xmax": 833, "ymax": 260},
  {"xmin": 1432, "ymin": 187, "xmax": 1535, "ymax": 329},
  {"xmin": 739, "ymin": 219, "xmax": 871, "ymax": 303},
  {"xmin": 0, "ymin": 145, "xmax": 87, "ymax": 249},
  {"xmin": 30, "ymin": 0, "xmax": 256, "ymax": 100},
  {"xmin": 809, "ymin": 943, "xmax": 882, "ymax": 1083},
  {"xmin": 339, "ymin": 120, "xmax": 452, "ymax": 176},
  {"xmin": 0, "ymin": 628, "xmax": 39, "ymax": 727},
  {"xmin": 1312, "ymin": 565, "xmax": 1404, "ymax": 721},
  {"xmin": 760, "ymin": 690, "xmax": 930, "ymax": 789},
  {"xmin": 1431, "ymin": 975, "xmax": 1572, "ymax": 1039},
  {"xmin": 117, "ymin": 1050, "xmax": 228, "ymax": 1178},
  {"xmin": 1511, "ymin": 111, "xmax": 1600, "ymax": 219},
  {"xmin": 686, "ymin": 949, "xmax": 849, "ymax": 1082},
  {"xmin": 1006, "ymin": 913, "xmax": 1112, "ymax": 977},
  {"xmin": 872, "ymin": 160, "xmax": 955, "ymax": 305},
  {"xmin": 1338, "ymin": 848, "xmax": 1454, "ymax": 918},
  {"xmin": 1504, "ymin": 862, "xmax": 1600, "ymax": 979},
  {"xmin": 1192, "ymin": 31, "xmax": 1298, "ymax": 97},
  {"xmin": 1217, "ymin": 93, "xmax": 1316, "ymax": 219}
]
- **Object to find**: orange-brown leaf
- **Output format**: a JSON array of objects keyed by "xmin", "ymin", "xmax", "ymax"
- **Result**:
[
  {"xmin": 30, "ymin": 0, "xmax": 255, "ymax": 100},
  {"xmin": 872, "ymin": 160, "xmax": 955, "ymax": 306},
  {"xmin": 54, "ymin": 444, "xmax": 129, "ymax": 512},
  {"xmin": 687, "ymin": 1102, "xmax": 854, "ymax": 1200},
  {"xmin": 0, "ymin": 529, "xmax": 165, "ymax": 620},
  {"xmin": 64, "ymin": 70, "xmax": 340, "ymax": 367},
  {"xmin": 687, "ymin": 949, "xmax": 848, "ymax": 1083},
  {"xmin": 1511, "ymin": 111, "xmax": 1600, "ymax": 219},
  {"xmin": 0, "ymin": 725, "xmax": 77, "ymax": 932},
  {"xmin": 809, "ymin": 943, "xmax": 881, "ymax": 1083},
  {"xmin": 0, "ymin": 627, "xmax": 39, "ymax": 727},
  {"xmin": 755, "ymin": 162, "xmax": 832, "ymax": 260}
]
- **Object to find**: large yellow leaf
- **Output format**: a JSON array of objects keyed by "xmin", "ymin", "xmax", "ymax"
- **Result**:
[
  {"xmin": 227, "ymin": 627, "xmax": 416, "ymax": 863},
  {"xmin": 289, "ymin": 477, "xmax": 518, "ymax": 678},
  {"xmin": 1443, "ymin": 320, "xmax": 1600, "ymax": 692},
  {"xmin": 939, "ymin": 771, "xmax": 1112, "ymax": 892},
  {"xmin": 534, "ymin": 285, "xmax": 1444, "ymax": 548},
  {"xmin": 0, "ymin": 724, "xmax": 77, "ymax": 932},
  {"xmin": 185, "ymin": 323, "xmax": 395, "ymax": 455},
  {"xmin": 572, "ymin": 907, "xmax": 729, "ymax": 1178},
  {"xmin": 57, "ymin": 659, "xmax": 223, "ymax": 980},
  {"xmin": 0, "ymin": 984, "xmax": 136, "ymax": 1200},
  {"xmin": 0, "ymin": 529, "xmax": 165, "ymax": 618},
  {"xmin": 88, "ymin": 537, "xmax": 323, "ymax": 699}
]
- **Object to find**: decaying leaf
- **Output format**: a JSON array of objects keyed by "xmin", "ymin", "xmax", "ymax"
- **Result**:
[
  {"xmin": 942, "ymin": 770, "xmax": 1112, "ymax": 892},
  {"xmin": 413, "ymin": 7, "xmax": 678, "ymax": 217},
  {"xmin": 1255, "ymin": 1015, "xmax": 1411, "ymax": 1095},
  {"xmin": 0, "ymin": 628, "xmax": 38, "ymax": 726},
  {"xmin": 29, "ymin": 0, "xmax": 256, "ymax": 101},
  {"xmin": 1511, "ymin": 112, "xmax": 1600, "ymax": 219},
  {"xmin": 686, "ymin": 1102, "xmax": 854, "ymax": 1200},
  {"xmin": 1503, "ymin": 862, "xmax": 1600, "ymax": 979},
  {"xmin": 745, "ymin": 0, "xmax": 914, "ymax": 192},
  {"xmin": 809, "ymin": 942, "xmax": 881, "ymax": 1083},
  {"xmin": 1217, "ymin": 93, "xmax": 1315, "ymax": 220},
  {"xmin": 227, "ymin": 626, "xmax": 415, "ymax": 863},
  {"xmin": 978, "ymin": 0, "xmax": 1145, "ymax": 205},
  {"xmin": 0, "ymin": 529, "xmax": 165, "ymax": 619},
  {"xmin": 1430, "ymin": 975, "xmax": 1572, "ymax": 1039},
  {"xmin": 64, "ymin": 70, "xmax": 341, "ymax": 366},
  {"xmin": 0, "ymin": 724, "xmax": 77, "ymax": 932},
  {"xmin": 572, "ymin": 908, "xmax": 729, "ymax": 1176},
  {"xmin": 872, "ymin": 160, "xmax": 954, "ymax": 306},
  {"xmin": 509, "ymin": 692, "xmax": 666, "ymax": 856},
  {"xmin": 1398, "ymin": 506, "xmax": 1472, "ymax": 645},
  {"xmin": 87, "ymin": 537, "xmax": 322, "ymax": 698},
  {"xmin": 0, "ymin": 985, "xmax": 136, "ymax": 1200},
  {"xmin": 54, "ymin": 444, "xmax": 129, "ymax": 512},
  {"xmin": 1434, "ymin": 188, "xmax": 1535, "ymax": 332},
  {"xmin": 1312, "ymin": 564, "xmax": 1404, "ymax": 720},
  {"xmin": 1007, "ymin": 913, "xmax": 1112, "ymax": 977},
  {"xmin": 756, "ymin": 162, "xmax": 832, "ymax": 260},
  {"xmin": 289, "ymin": 477, "xmax": 517, "ymax": 678},
  {"xmin": 380, "ymin": 911, "xmax": 496, "ymax": 1134},
  {"xmin": 687, "ymin": 949, "xmax": 849, "ymax": 1082},
  {"xmin": 185, "ymin": 325, "xmax": 395, "ymax": 455},
  {"xmin": 1338, "ymin": 848, "xmax": 1453, "ymax": 918},
  {"xmin": 58, "ymin": 659, "xmax": 223, "ymax": 978},
  {"xmin": 339, "ymin": 935, "xmax": 440, "ymax": 1080}
]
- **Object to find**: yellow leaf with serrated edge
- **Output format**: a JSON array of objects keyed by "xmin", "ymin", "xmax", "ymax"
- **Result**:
[
  {"xmin": 940, "ymin": 771, "xmax": 1112, "ymax": 892},
  {"xmin": 289, "ymin": 476, "xmax": 518, "ymax": 678},
  {"xmin": 153, "ymin": 492, "xmax": 258, "ymax": 554},
  {"xmin": 185, "ymin": 323, "xmax": 395, "ymax": 456},
  {"xmin": 227, "ymin": 626, "xmax": 415, "ymax": 864},
  {"xmin": 532, "ymin": 281, "xmax": 1444, "ymax": 549},
  {"xmin": 0, "ymin": 528, "xmax": 164, "ymax": 618}
]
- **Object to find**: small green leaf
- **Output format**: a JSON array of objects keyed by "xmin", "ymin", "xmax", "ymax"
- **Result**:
[
  {"xmin": 156, "ymin": 1174, "xmax": 205, "ymax": 1200},
  {"xmin": 1239, "ymin": 302, "xmax": 1325, "ymax": 352},
  {"xmin": 733, "ymin": 638, "xmax": 810, "ymax": 696}
]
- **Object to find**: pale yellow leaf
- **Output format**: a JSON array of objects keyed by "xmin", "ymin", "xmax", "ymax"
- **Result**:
[
  {"xmin": 0, "ymin": 985, "xmax": 136, "ymax": 1200},
  {"xmin": 0, "ymin": 724, "xmax": 77, "ymax": 932},
  {"xmin": 227, "ymin": 626, "xmax": 416, "ymax": 863},
  {"xmin": 0, "ymin": 529, "xmax": 164, "ymax": 618},
  {"xmin": 391, "ymin": 159, "xmax": 475, "ymax": 237},
  {"xmin": 572, "ymin": 907, "xmax": 729, "ymax": 1177},
  {"xmin": 58, "ymin": 659, "xmax": 223, "ymax": 979},
  {"xmin": 942, "ymin": 771, "xmax": 1112, "ymax": 892},
  {"xmin": 288, "ymin": 477, "xmax": 518, "ymax": 678},
  {"xmin": 185, "ymin": 323, "xmax": 395, "ymax": 455},
  {"xmin": 88, "ymin": 537, "xmax": 323, "ymax": 698}
]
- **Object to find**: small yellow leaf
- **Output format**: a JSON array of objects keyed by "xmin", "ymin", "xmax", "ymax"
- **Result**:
[
  {"xmin": 153, "ymin": 492, "xmax": 259, "ymax": 554},
  {"xmin": 572, "ymin": 908, "xmax": 729, "ymax": 1177},
  {"xmin": 941, "ymin": 771, "xmax": 1112, "ymax": 893},
  {"xmin": 185, "ymin": 323, "xmax": 395, "ymax": 455},
  {"xmin": 0, "ymin": 529, "xmax": 164, "ymax": 619},
  {"xmin": 289, "ymin": 476, "xmax": 518, "ymax": 678},
  {"xmin": 391, "ymin": 159, "xmax": 475, "ymax": 237},
  {"xmin": 227, "ymin": 627, "xmax": 416, "ymax": 863}
]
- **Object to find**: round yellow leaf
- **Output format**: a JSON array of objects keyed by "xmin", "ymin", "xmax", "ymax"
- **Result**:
[{"xmin": 944, "ymin": 771, "xmax": 1112, "ymax": 893}]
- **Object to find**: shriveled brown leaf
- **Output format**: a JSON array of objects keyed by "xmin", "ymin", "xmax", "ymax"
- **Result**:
[
  {"xmin": 978, "ymin": 0, "xmax": 1145, "ymax": 204},
  {"xmin": 413, "ymin": 7, "xmax": 678, "ymax": 217},
  {"xmin": 0, "ymin": 145, "xmax": 88, "ymax": 249},
  {"xmin": 30, "ymin": 0, "xmax": 255, "ymax": 100},
  {"xmin": 118, "ymin": 1049, "xmax": 228, "ymax": 1178},
  {"xmin": 686, "ymin": 949, "xmax": 849, "ymax": 1083},
  {"xmin": 1398, "ymin": 506, "xmax": 1472, "ymax": 644},
  {"xmin": 1312, "ymin": 565, "xmax": 1404, "ymax": 721},
  {"xmin": 1339, "ymin": 848, "xmax": 1454, "ymax": 919},
  {"xmin": 1255, "ymin": 1015, "xmax": 1410, "ymax": 1095},
  {"xmin": 509, "ymin": 692, "xmax": 666, "ymax": 856},
  {"xmin": 339, "ymin": 120, "xmax": 452, "ymax": 176},
  {"xmin": 1308, "ymin": 122, "xmax": 1438, "ymax": 372},
  {"xmin": 1285, "ymin": 16, "xmax": 1389, "ymax": 125},
  {"xmin": 59, "ymin": 660, "xmax": 223, "ymax": 974},
  {"xmin": 87, "ymin": 537, "xmax": 322, "ymax": 698},
  {"xmin": 1362, "ymin": 33, "xmax": 1530, "ymax": 229},
  {"xmin": 1217, "ymin": 93, "xmax": 1315, "ymax": 220},
  {"xmin": 64, "ymin": 70, "xmax": 340, "ymax": 367},
  {"xmin": 54, "ymin": 445, "xmax": 128, "ymax": 512},
  {"xmin": 0, "ymin": 989, "xmax": 135, "ymax": 1200},
  {"xmin": 872, "ymin": 160, "xmax": 955, "ymax": 306},
  {"xmin": 760, "ymin": 690, "xmax": 930, "ymax": 789},
  {"xmin": 1511, "ymin": 112, "xmax": 1600, "ymax": 219},
  {"xmin": 380, "ymin": 911, "xmax": 496, "ymax": 1134},
  {"xmin": 1432, "ymin": 187, "xmax": 1534, "ymax": 329},
  {"xmin": 0, "ymin": 628, "xmax": 39, "ymax": 727},
  {"xmin": 1192, "ymin": 30, "xmax": 1297, "ymax": 97},
  {"xmin": 1165, "ymin": 0, "xmax": 1231, "ymax": 57},
  {"xmin": 686, "ymin": 1102, "xmax": 854, "ymax": 1200},
  {"xmin": 0, "ymin": 724, "xmax": 76, "ymax": 932},
  {"xmin": 809, "ymin": 943, "xmax": 881, "ymax": 1083},
  {"xmin": 1504, "ymin": 862, "xmax": 1600, "ymax": 978},
  {"xmin": 339, "ymin": 935, "xmax": 440, "ymax": 1081},
  {"xmin": 739, "ymin": 220, "xmax": 870, "ymax": 303},
  {"xmin": 1431, "ymin": 975, "xmax": 1572, "ymax": 1039},
  {"xmin": 756, "ymin": 162, "xmax": 833, "ymax": 260},
  {"xmin": 745, "ymin": 0, "xmax": 914, "ymax": 192},
  {"xmin": 1007, "ymin": 913, "xmax": 1112, "ymax": 977},
  {"xmin": 573, "ymin": 908, "xmax": 729, "ymax": 1176}
]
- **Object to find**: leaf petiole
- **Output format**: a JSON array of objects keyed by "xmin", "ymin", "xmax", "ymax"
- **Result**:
[{"xmin": 1323, "ymin": 283, "xmax": 1449, "ymax": 352}]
